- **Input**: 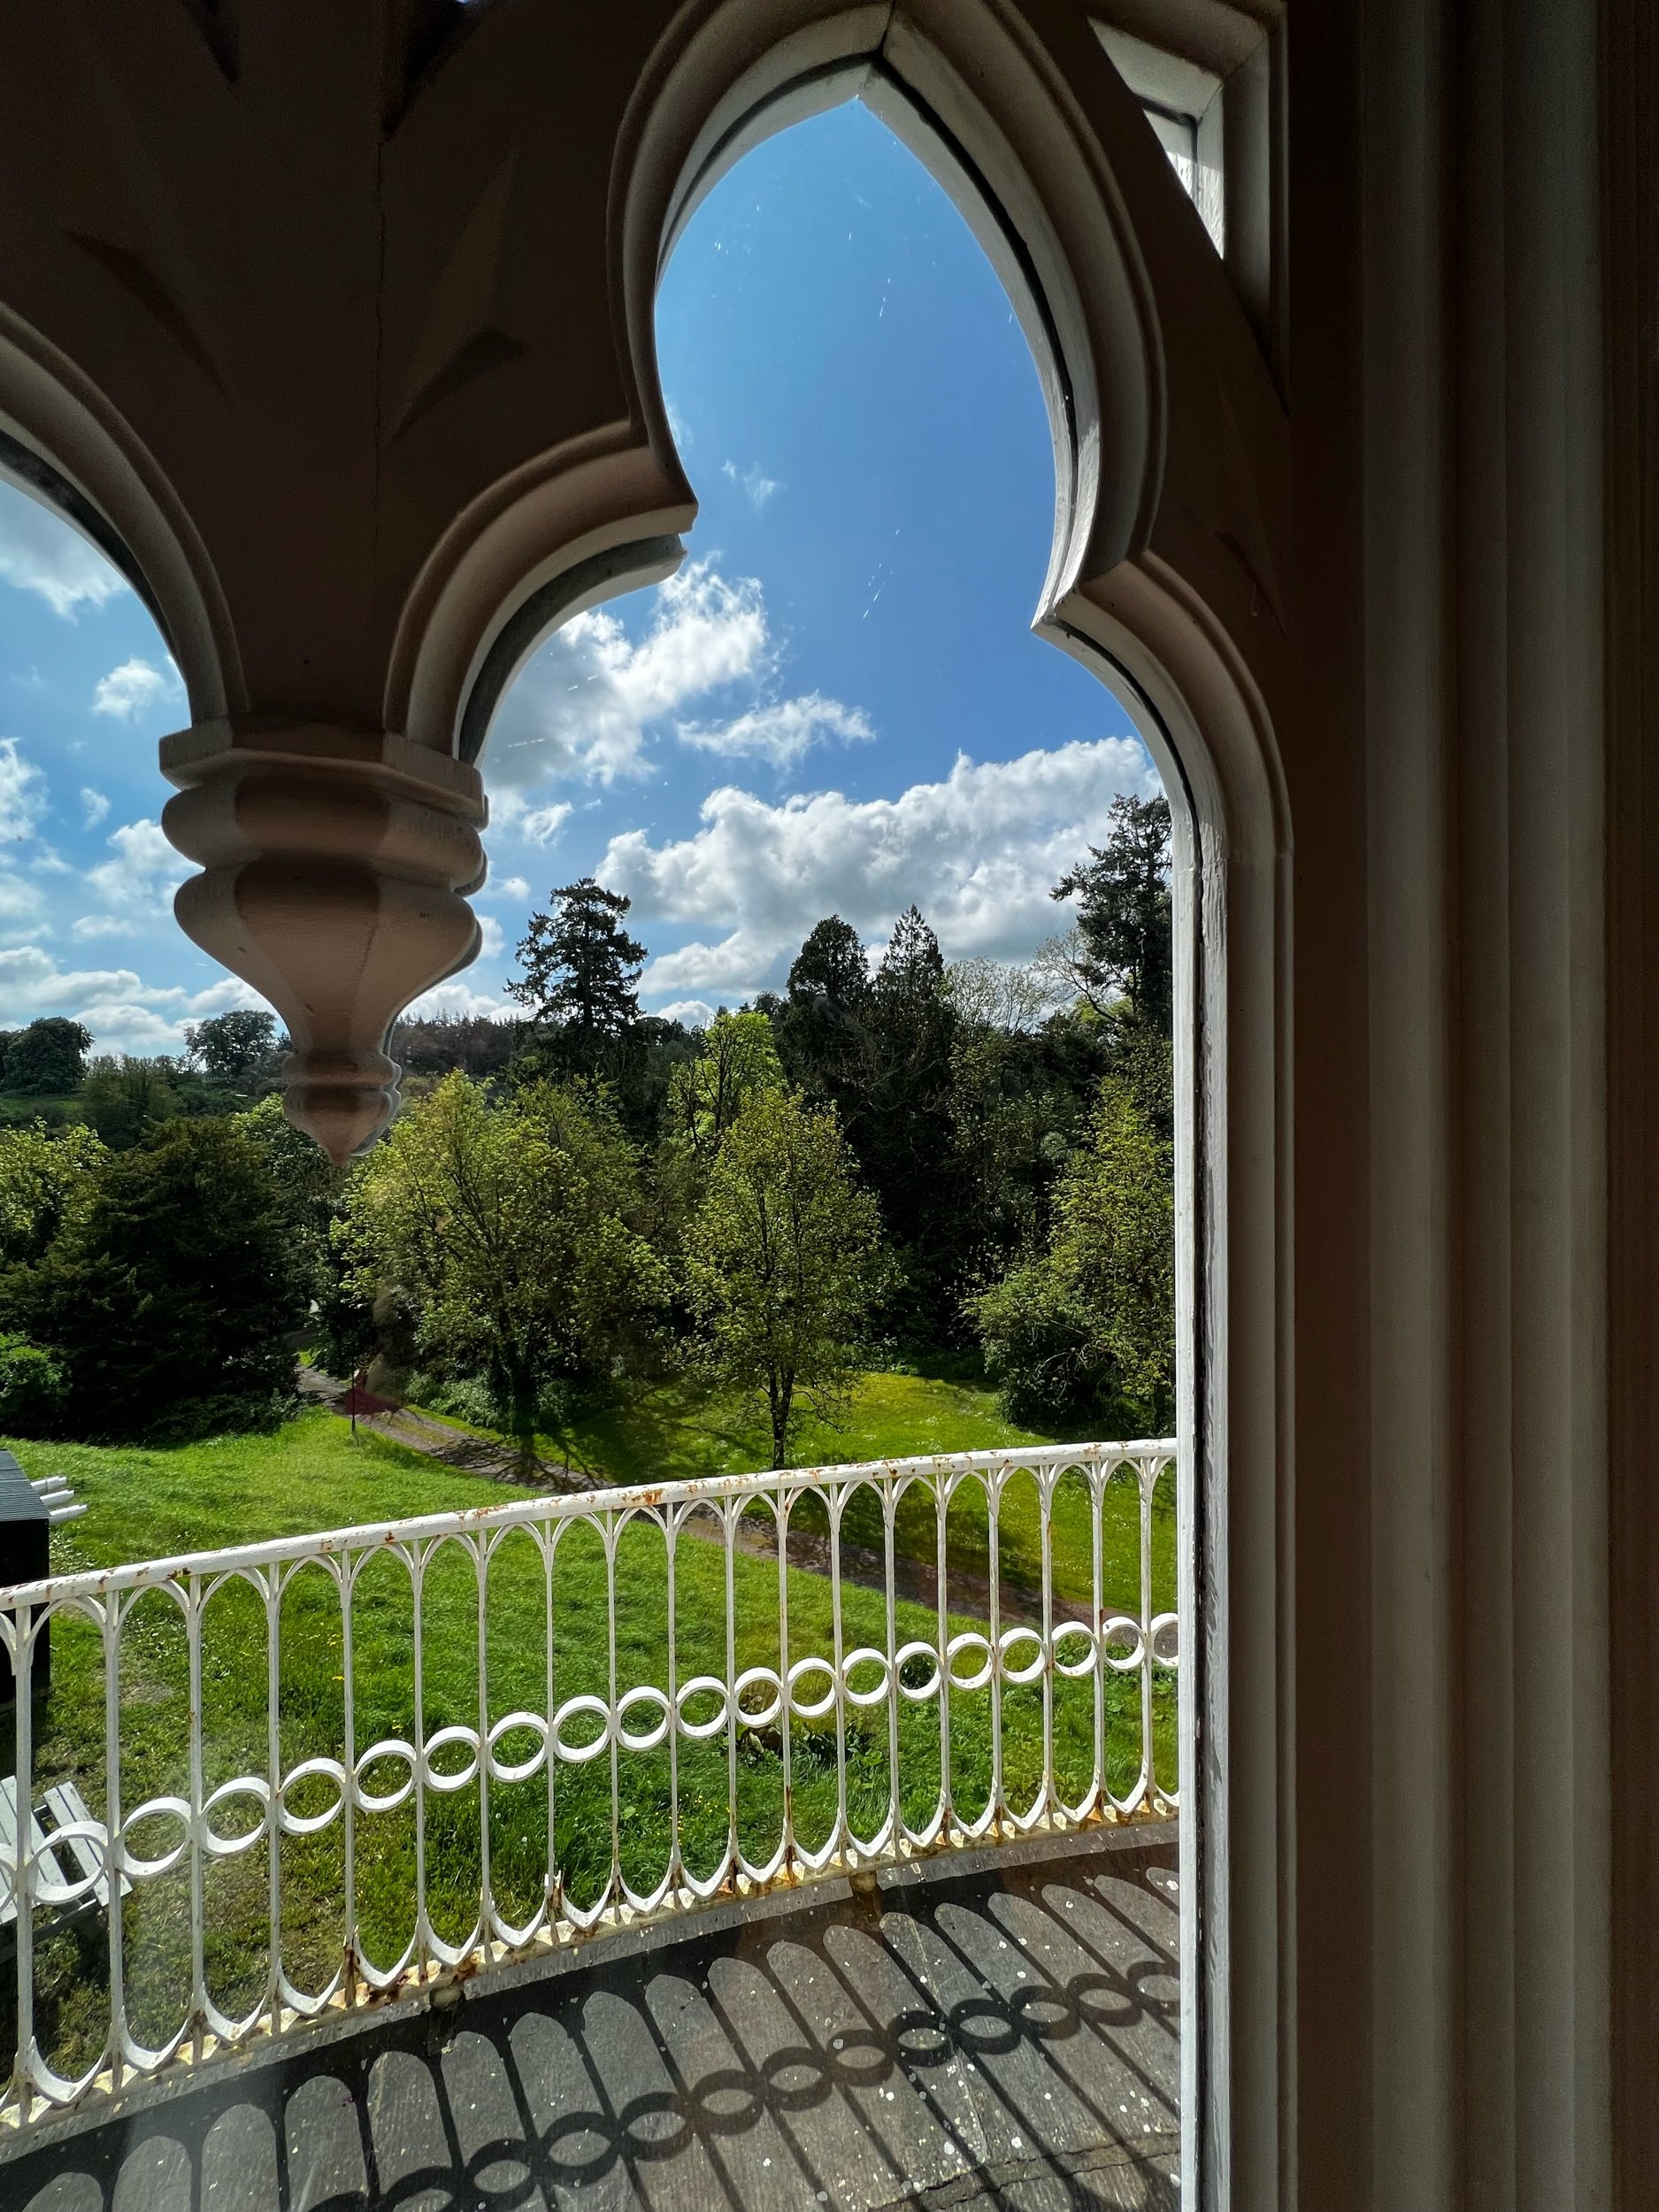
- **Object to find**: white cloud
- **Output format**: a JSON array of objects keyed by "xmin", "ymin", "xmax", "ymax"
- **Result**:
[
  {"xmin": 476, "ymin": 914, "xmax": 505, "ymax": 962},
  {"xmin": 71, "ymin": 914, "xmax": 145, "ymax": 941},
  {"xmin": 666, "ymin": 397, "xmax": 693, "ymax": 451},
  {"xmin": 518, "ymin": 803, "xmax": 572, "ymax": 847},
  {"xmin": 0, "ymin": 740, "xmax": 46, "ymax": 843},
  {"xmin": 721, "ymin": 459, "xmax": 781, "ymax": 511},
  {"xmin": 84, "ymin": 818, "xmax": 190, "ymax": 914},
  {"xmin": 92, "ymin": 656, "xmax": 182, "ymax": 720},
  {"xmin": 656, "ymin": 998, "xmax": 716, "ymax": 1030},
  {"xmin": 490, "ymin": 874, "xmax": 530, "ymax": 902},
  {"xmin": 678, "ymin": 692, "xmax": 872, "ymax": 768},
  {"xmin": 401, "ymin": 979, "xmax": 513, "ymax": 1022},
  {"xmin": 0, "ymin": 945, "xmax": 267, "ymax": 1056},
  {"xmin": 602, "ymin": 738, "xmax": 1158, "ymax": 1006},
  {"xmin": 0, "ymin": 488, "xmax": 126, "ymax": 618},
  {"xmin": 488, "ymin": 559, "xmax": 770, "ymax": 790},
  {"xmin": 81, "ymin": 787, "xmax": 111, "ymax": 827}
]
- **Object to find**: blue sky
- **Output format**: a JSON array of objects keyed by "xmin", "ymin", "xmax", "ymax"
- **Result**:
[{"xmin": 0, "ymin": 100, "xmax": 1156, "ymax": 1053}]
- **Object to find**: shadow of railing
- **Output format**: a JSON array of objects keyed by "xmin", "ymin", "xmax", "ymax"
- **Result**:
[{"xmin": 8, "ymin": 1837, "xmax": 1180, "ymax": 2212}]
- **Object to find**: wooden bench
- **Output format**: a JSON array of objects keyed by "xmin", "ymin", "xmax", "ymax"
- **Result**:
[{"xmin": 0, "ymin": 1776, "xmax": 126, "ymax": 1960}]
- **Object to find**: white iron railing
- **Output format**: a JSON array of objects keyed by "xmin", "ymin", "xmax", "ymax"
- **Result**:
[{"xmin": 0, "ymin": 1440, "xmax": 1177, "ymax": 2130}]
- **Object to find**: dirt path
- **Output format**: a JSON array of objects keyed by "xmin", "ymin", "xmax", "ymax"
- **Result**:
[
  {"xmin": 296, "ymin": 1367, "xmax": 584, "ymax": 1489},
  {"xmin": 294, "ymin": 1368, "xmax": 1143, "ymax": 1632}
]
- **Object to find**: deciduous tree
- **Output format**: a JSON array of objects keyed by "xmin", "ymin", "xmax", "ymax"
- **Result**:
[
  {"xmin": 346, "ymin": 1073, "xmax": 664, "ymax": 1468},
  {"xmin": 687, "ymin": 1088, "xmax": 888, "ymax": 1468}
]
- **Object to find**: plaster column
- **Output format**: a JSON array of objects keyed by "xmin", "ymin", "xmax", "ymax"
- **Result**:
[{"xmin": 159, "ymin": 720, "xmax": 487, "ymax": 1162}]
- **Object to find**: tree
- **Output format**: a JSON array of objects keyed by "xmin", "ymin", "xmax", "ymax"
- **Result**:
[
  {"xmin": 9, "ymin": 1118, "xmax": 307, "ymax": 1440},
  {"xmin": 345, "ymin": 1073, "xmax": 665, "ymax": 1467},
  {"xmin": 4, "ymin": 1018, "xmax": 93, "ymax": 1096},
  {"xmin": 773, "ymin": 916, "xmax": 876, "ymax": 1133},
  {"xmin": 664, "ymin": 1009, "xmax": 784, "ymax": 1166},
  {"xmin": 0, "ymin": 1123, "xmax": 105, "ymax": 1267},
  {"xmin": 864, "ymin": 907, "xmax": 964, "ymax": 1330},
  {"xmin": 687, "ymin": 1088, "xmax": 889, "ymax": 1468},
  {"xmin": 972, "ymin": 1073, "xmax": 1174, "ymax": 1432},
  {"xmin": 509, "ymin": 878, "xmax": 646, "ymax": 1050},
  {"xmin": 388, "ymin": 1010, "xmax": 516, "ymax": 1080},
  {"xmin": 234, "ymin": 1093, "xmax": 342, "ymax": 1300},
  {"xmin": 184, "ymin": 1010, "xmax": 281, "ymax": 1088},
  {"xmin": 80, "ymin": 1056, "xmax": 182, "ymax": 1148},
  {"xmin": 1052, "ymin": 794, "xmax": 1173, "ymax": 1036}
]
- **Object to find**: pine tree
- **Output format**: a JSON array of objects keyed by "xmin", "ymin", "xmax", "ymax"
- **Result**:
[
  {"xmin": 508, "ymin": 878, "xmax": 646, "ymax": 1066},
  {"xmin": 1052, "ymin": 794, "xmax": 1173, "ymax": 1036}
]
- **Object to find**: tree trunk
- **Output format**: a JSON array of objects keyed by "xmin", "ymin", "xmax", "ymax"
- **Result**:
[{"xmin": 769, "ymin": 1370, "xmax": 794, "ymax": 1470}]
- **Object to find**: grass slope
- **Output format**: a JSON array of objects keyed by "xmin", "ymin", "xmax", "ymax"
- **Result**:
[{"xmin": 4, "ymin": 1404, "xmax": 1174, "ymax": 2085}]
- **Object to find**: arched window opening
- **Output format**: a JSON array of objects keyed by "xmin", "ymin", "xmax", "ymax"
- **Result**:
[
  {"xmin": 0, "ymin": 474, "xmax": 278, "ymax": 1123},
  {"xmin": 447, "ymin": 96, "xmax": 1187, "ymax": 2185}
]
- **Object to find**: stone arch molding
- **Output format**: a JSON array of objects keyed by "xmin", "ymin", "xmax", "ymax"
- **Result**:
[
  {"xmin": 0, "ymin": 4, "xmax": 1294, "ymax": 2202},
  {"xmin": 392, "ymin": 0, "xmax": 1167, "ymax": 756}
]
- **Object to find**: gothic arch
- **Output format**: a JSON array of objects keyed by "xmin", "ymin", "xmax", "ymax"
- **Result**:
[{"xmin": 383, "ymin": 12, "xmax": 1295, "ymax": 2207}]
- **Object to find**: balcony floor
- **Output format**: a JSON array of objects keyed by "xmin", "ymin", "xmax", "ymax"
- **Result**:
[{"xmin": 8, "ymin": 1824, "xmax": 1179, "ymax": 2212}]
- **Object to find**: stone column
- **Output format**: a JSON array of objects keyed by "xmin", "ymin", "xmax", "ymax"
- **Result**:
[{"xmin": 159, "ymin": 720, "xmax": 487, "ymax": 1162}]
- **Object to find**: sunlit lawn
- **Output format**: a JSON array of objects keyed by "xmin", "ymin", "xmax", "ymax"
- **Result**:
[
  {"xmin": 494, "ymin": 1364, "xmax": 1175, "ymax": 1617},
  {"xmin": 2, "ymin": 1407, "xmax": 1174, "ymax": 2085}
]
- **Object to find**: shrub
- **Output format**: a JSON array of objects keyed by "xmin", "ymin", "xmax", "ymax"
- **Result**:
[
  {"xmin": 10, "ymin": 1118, "xmax": 307, "ymax": 1442},
  {"xmin": 0, "ymin": 1333, "xmax": 69, "ymax": 1437},
  {"xmin": 971, "ymin": 1258, "xmax": 1115, "ymax": 1431}
]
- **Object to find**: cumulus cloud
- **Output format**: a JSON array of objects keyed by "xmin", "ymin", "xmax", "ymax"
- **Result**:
[
  {"xmin": 84, "ymin": 818, "xmax": 190, "ymax": 914},
  {"xmin": 656, "ymin": 998, "xmax": 716, "ymax": 1030},
  {"xmin": 678, "ymin": 693, "xmax": 873, "ymax": 767},
  {"xmin": 489, "ymin": 874, "xmax": 531, "ymax": 902},
  {"xmin": 0, "ymin": 945, "xmax": 265, "ymax": 1056},
  {"xmin": 81, "ymin": 787, "xmax": 111, "ymax": 827},
  {"xmin": 484, "ymin": 562, "xmax": 872, "ymax": 828},
  {"xmin": 602, "ymin": 737, "xmax": 1157, "ymax": 1006},
  {"xmin": 0, "ymin": 488, "xmax": 126, "ymax": 618},
  {"xmin": 92, "ymin": 655, "xmax": 182, "ymax": 720},
  {"xmin": 401, "ymin": 979, "xmax": 513, "ymax": 1022},
  {"xmin": 721, "ymin": 459, "xmax": 781, "ymax": 511},
  {"xmin": 0, "ymin": 740, "xmax": 46, "ymax": 843},
  {"xmin": 489, "ymin": 561, "xmax": 769, "ymax": 790}
]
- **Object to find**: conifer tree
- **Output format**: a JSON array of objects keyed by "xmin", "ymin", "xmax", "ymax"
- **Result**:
[{"xmin": 509, "ymin": 878, "xmax": 646, "ymax": 1053}]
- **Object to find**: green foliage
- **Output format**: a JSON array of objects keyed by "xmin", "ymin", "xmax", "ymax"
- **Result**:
[
  {"xmin": 974, "ymin": 1073, "xmax": 1174, "ymax": 1433},
  {"xmin": 183, "ymin": 1009, "xmax": 281, "ymax": 1089},
  {"xmin": 343, "ymin": 1073, "xmax": 666, "ymax": 1465},
  {"xmin": 4, "ymin": 1017, "xmax": 93, "ymax": 1095},
  {"xmin": 509, "ymin": 877, "xmax": 646, "ymax": 1054},
  {"xmin": 687, "ymin": 1088, "xmax": 890, "ymax": 1467},
  {"xmin": 0, "ymin": 1121, "xmax": 105, "ymax": 1266},
  {"xmin": 0, "ymin": 1333, "xmax": 68, "ymax": 1434},
  {"xmin": 1052, "ymin": 793, "xmax": 1173, "ymax": 1037},
  {"xmin": 6, "ymin": 1118, "xmax": 307, "ymax": 1441},
  {"xmin": 664, "ymin": 1009, "xmax": 784, "ymax": 1164},
  {"xmin": 79, "ymin": 1056, "xmax": 182, "ymax": 1148}
]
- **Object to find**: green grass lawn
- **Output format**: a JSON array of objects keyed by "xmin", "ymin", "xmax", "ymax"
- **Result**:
[
  {"xmin": 4, "ymin": 1404, "xmax": 1175, "ymax": 2087},
  {"xmin": 474, "ymin": 1365, "xmax": 1176, "ymax": 1618}
]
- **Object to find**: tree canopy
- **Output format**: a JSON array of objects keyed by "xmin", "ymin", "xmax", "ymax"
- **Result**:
[
  {"xmin": 343, "ymin": 1072, "xmax": 665, "ymax": 1467},
  {"xmin": 509, "ymin": 878, "xmax": 647, "ymax": 1048},
  {"xmin": 1052, "ymin": 794, "xmax": 1173, "ymax": 1037},
  {"xmin": 5, "ymin": 1118, "xmax": 308, "ymax": 1440},
  {"xmin": 687, "ymin": 1087, "xmax": 889, "ymax": 1467}
]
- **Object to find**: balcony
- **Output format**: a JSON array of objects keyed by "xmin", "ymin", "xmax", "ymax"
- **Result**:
[{"xmin": 0, "ymin": 1442, "xmax": 1179, "ymax": 2207}]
